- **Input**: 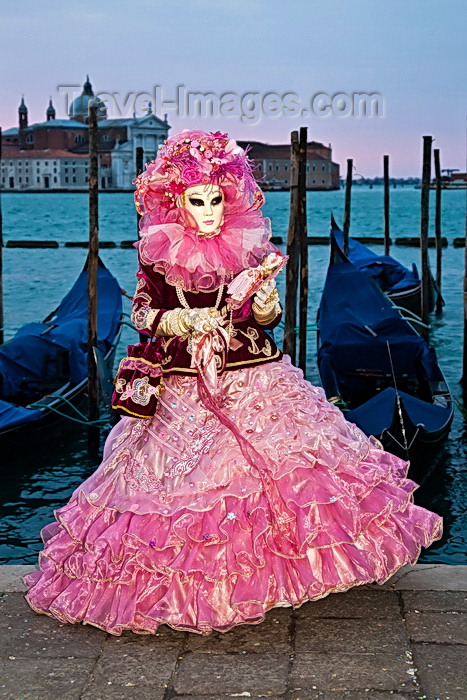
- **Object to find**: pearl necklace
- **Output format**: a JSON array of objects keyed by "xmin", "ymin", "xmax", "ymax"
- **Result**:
[
  {"xmin": 176, "ymin": 284, "xmax": 234, "ymax": 340},
  {"xmin": 175, "ymin": 284, "xmax": 224, "ymax": 311}
]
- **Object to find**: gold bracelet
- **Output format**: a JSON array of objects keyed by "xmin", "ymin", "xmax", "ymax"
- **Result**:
[
  {"xmin": 252, "ymin": 298, "xmax": 277, "ymax": 315},
  {"xmin": 252, "ymin": 301, "xmax": 281, "ymax": 325},
  {"xmin": 170, "ymin": 308, "xmax": 186, "ymax": 336},
  {"xmin": 177, "ymin": 309, "xmax": 192, "ymax": 335},
  {"xmin": 166, "ymin": 309, "xmax": 175, "ymax": 336}
]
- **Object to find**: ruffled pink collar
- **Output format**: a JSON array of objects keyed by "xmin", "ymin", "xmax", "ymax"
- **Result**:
[{"xmin": 137, "ymin": 210, "xmax": 279, "ymax": 292}]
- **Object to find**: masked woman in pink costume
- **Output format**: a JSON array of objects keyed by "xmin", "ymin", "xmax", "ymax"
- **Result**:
[{"xmin": 24, "ymin": 130, "xmax": 442, "ymax": 635}]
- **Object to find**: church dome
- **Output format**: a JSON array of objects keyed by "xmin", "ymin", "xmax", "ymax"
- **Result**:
[{"xmin": 69, "ymin": 75, "xmax": 107, "ymax": 120}]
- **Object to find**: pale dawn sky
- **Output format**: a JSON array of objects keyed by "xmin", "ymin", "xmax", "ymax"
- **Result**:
[{"xmin": 1, "ymin": 0, "xmax": 466, "ymax": 177}]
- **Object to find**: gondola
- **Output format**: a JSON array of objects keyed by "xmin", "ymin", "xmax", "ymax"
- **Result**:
[
  {"xmin": 0, "ymin": 257, "xmax": 123, "ymax": 449},
  {"xmin": 316, "ymin": 234, "xmax": 453, "ymax": 465},
  {"xmin": 330, "ymin": 215, "xmax": 443, "ymax": 315}
]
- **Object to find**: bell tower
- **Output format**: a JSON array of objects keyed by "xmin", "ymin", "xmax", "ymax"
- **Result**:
[
  {"xmin": 18, "ymin": 95, "xmax": 28, "ymax": 129},
  {"xmin": 46, "ymin": 97, "xmax": 56, "ymax": 121},
  {"xmin": 18, "ymin": 95, "xmax": 28, "ymax": 148}
]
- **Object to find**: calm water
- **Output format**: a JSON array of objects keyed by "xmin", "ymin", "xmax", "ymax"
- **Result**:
[{"xmin": 1, "ymin": 187, "xmax": 466, "ymax": 565}]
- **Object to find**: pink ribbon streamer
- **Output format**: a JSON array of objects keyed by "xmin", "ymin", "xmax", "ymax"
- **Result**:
[
  {"xmin": 190, "ymin": 325, "xmax": 230, "ymax": 393},
  {"xmin": 192, "ymin": 328, "xmax": 300, "ymax": 557}
]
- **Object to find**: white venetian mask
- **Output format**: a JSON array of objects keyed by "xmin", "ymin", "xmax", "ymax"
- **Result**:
[{"xmin": 178, "ymin": 184, "xmax": 225, "ymax": 236}]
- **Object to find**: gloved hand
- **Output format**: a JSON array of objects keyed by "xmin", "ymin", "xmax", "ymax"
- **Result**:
[
  {"xmin": 186, "ymin": 307, "xmax": 225, "ymax": 335},
  {"xmin": 253, "ymin": 279, "xmax": 278, "ymax": 309},
  {"xmin": 252, "ymin": 279, "xmax": 281, "ymax": 325},
  {"xmin": 156, "ymin": 307, "xmax": 225, "ymax": 337}
]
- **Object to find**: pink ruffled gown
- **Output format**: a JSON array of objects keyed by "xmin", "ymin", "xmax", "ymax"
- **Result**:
[{"xmin": 24, "ymin": 215, "xmax": 442, "ymax": 636}]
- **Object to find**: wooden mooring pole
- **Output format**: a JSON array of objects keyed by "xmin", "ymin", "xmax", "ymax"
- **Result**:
[
  {"xmin": 420, "ymin": 135, "xmax": 432, "ymax": 340},
  {"xmin": 135, "ymin": 146, "xmax": 144, "ymax": 239},
  {"xmin": 298, "ymin": 127, "xmax": 308, "ymax": 376},
  {"xmin": 135, "ymin": 146, "xmax": 147, "ymax": 343},
  {"xmin": 88, "ymin": 104, "xmax": 100, "ymax": 452},
  {"xmin": 0, "ymin": 127, "xmax": 3, "ymax": 346},
  {"xmin": 343, "ymin": 159, "xmax": 353, "ymax": 256},
  {"xmin": 462, "ymin": 119, "xmax": 467, "ymax": 388},
  {"xmin": 383, "ymin": 155, "xmax": 390, "ymax": 256},
  {"xmin": 283, "ymin": 131, "xmax": 299, "ymax": 362},
  {"xmin": 434, "ymin": 148, "xmax": 443, "ymax": 315}
]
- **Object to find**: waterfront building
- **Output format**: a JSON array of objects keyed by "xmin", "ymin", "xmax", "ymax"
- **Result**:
[
  {"xmin": 1, "ymin": 76, "xmax": 170, "ymax": 191},
  {"xmin": 1, "ymin": 149, "xmax": 89, "ymax": 190},
  {"xmin": 2, "ymin": 79, "xmax": 338, "ymax": 192},
  {"xmin": 238, "ymin": 140, "xmax": 340, "ymax": 190}
]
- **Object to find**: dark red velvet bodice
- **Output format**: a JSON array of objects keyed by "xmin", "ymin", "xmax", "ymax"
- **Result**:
[{"xmin": 132, "ymin": 263, "xmax": 282, "ymax": 376}]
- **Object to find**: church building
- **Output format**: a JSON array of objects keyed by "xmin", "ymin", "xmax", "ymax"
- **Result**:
[{"xmin": 1, "ymin": 76, "xmax": 170, "ymax": 191}]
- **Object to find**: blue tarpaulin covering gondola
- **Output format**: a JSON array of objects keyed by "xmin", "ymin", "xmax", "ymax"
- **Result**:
[
  {"xmin": 330, "ymin": 214, "xmax": 442, "ymax": 315},
  {"xmin": 0, "ymin": 258, "xmax": 122, "ymax": 444},
  {"xmin": 317, "ymin": 233, "xmax": 453, "ymax": 464}
]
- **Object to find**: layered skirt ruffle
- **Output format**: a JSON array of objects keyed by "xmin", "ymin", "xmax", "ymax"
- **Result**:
[{"xmin": 24, "ymin": 357, "xmax": 442, "ymax": 635}]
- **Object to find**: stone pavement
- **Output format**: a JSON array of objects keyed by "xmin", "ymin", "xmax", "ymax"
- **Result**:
[{"xmin": 0, "ymin": 564, "xmax": 465, "ymax": 700}]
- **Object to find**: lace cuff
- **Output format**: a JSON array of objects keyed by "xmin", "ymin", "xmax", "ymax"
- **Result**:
[{"xmin": 131, "ymin": 305, "xmax": 160, "ymax": 332}]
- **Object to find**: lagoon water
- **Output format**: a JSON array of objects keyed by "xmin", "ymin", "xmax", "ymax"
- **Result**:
[{"xmin": 1, "ymin": 187, "xmax": 466, "ymax": 565}]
